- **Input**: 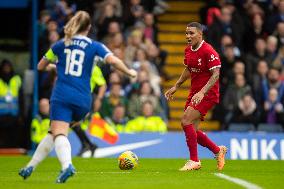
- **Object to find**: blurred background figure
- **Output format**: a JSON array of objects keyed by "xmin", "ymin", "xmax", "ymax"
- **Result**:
[
  {"xmin": 125, "ymin": 100, "xmax": 167, "ymax": 133},
  {"xmin": 30, "ymin": 98, "xmax": 50, "ymax": 151},
  {"xmin": 260, "ymin": 88, "xmax": 284, "ymax": 126},
  {"xmin": 0, "ymin": 59, "xmax": 23, "ymax": 147}
]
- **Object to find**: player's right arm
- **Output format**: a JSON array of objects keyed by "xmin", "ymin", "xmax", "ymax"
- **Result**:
[
  {"xmin": 38, "ymin": 47, "xmax": 58, "ymax": 71},
  {"xmin": 37, "ymin": 58, "xmax": 56, "ymax": 71},
  {"xmin": 165, "ymin": 68, "xmax": 190, "ymax": 100},
  {"xmin": 105, "ymin": 55, "xmax": 137, "ymax": 78}
]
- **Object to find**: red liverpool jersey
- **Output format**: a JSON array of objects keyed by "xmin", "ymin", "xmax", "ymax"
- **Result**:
[{"xmin": 184, "ymin": 40, "xmax": 221, "ymax": 103}]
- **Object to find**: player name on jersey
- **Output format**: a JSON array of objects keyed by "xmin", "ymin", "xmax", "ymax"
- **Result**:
[{"xmin": 70, "ymin": 39, "xmax": 88, "ymax": 49}]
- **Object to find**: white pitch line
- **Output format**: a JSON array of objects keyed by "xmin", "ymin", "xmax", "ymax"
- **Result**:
[{"xmin": 214, "ymin": 173, "xmax": 262, "ymax": 189}]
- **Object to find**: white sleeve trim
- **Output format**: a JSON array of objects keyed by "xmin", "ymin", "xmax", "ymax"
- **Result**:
[
  {"xmin": 103, "ymin": 52, "xmax": 113, "ymax": 62},
  {"xmin": 209, "ymin": 65, "xmax": 221, "ymax": 70}
]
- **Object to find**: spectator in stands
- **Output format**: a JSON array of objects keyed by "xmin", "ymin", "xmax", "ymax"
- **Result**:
[
  {"xmin": 142, "ymin": 12, "xmax": 158, "ymax": 45},
  {"xmin": 0, "ymin": 59, "xmax": 23, "ymax": 147},
  {"xmin": 39, "ymin": 20, "xmax": 59, "ymax": 58},
  {"xmin": 107, "ymin": 0, "xmax": 123, "ymax": 17},
  {"xmin": 31, "ymin": 98, "xmax": 50, "ymax": 150},
  {"xmin": 223, "ymin": 73, "xmax": 252, "ymax": 127},
  {"xmin": 93, "ymin": 0, "xmax": 122, "ymax": 25},
  {"xmin": 100, "ymin": 83, "xmax": 128, "ymax": 118},
  {"xmin": 252, "ymin": 60, "xmax": 269, "ymax": 97},
  {"xmin": 105, "ymin": 103, "xmax": 129, "ymax": 132},
  {"xmin": 108, "ymin": 71, "xmax": 122, "ymax": 85},
  {"xmin": 38, "ymin": 10, "xmax": 51, "ymax": 39},
  {"xmin": 260, "ymin": 88, "xmax": 284, "ymax": 126},
  {"xmin": 267, "ymin": 0, "xmax": 284, "ymax": 34},
  {"xmin": 0, "ymin": 59, "xmax": 23, "ymax": 120},
  {"xmin": 125, "ymin": 100, "xmax": 167, "ymax": 133},
  {"xmin": 226, "ymin": 60, "xmax": 246, "ymax": 86},
  {"xmin": 258, "ymin": 67, "xmax": 284, "ymax": 105},
  {"xmin": 48, "ymin": 30, "xmax": 60, "ymax": 46},
  {"xmin": 220, "ymin": 34, "xmax": 241, "ymax": 57},
  {"xmin": 266, "ymin": 35, "xmax": 278, "ymax": 60},
  {"xmin": 124, "ymin": 29, "xmax": 146, "ymax": 67},
  {"xmin": 106, "ymin": 70, "xmax": 129, "ymax": 92},
  {"xmin": 246, "ymin": 38, "xmax": 273, "ymax": 76},
  {"xmin": 220, "ymin": 44, "xmax": 238, "ymax": 89},
  {"xmin": 107, "ymin": 32, "xmax": 125, "ymax": 51},
  {"xmin": 141, "ymin": 0, "xmax": 169, "ymax": 15},
  {"xmin": 230, "ymin": 94, "xmax": 258, "ymax": 126},
  {"xmin": 145, "ymin": 40, "xmax": 169, "ymax": 80},
  {"xmin": 125, "ymin": 69, "xmax": 148, "ymax": 96},
  {"xmin": 96, "ymin": 2, "xmax": 121, "ymax": 40},
  {"xmin": 205, "ymin": 6, "xmax": 221, "ymax": 26},
  {"xmin": 273, "ymin": 22, "xmax": 284, "ymax": 49},
  {"xmin": 50, "ymin": 0, "xmax": 76, "ymax": 31},
  {"xmin": 243, "ymin": 13, "xmax": 267, "ymax": 52},
  {"xmin": 128, "ymin": 81, "xmax": 163, "ymax": 119},
  {"xmin": 133, "ymin": 48, "xmax": 161, "ymax": 96},
  {"xmin": 108, "ymin": 21, "xmax": 121, "ymax": 35},
  {"xmin": 272, "ymin": 45, "xmax": 284, "ymax": 70},
  {"xmin": 122, "ymin": 0, "xmax": 144, "ymax": 28},
  {"xmin": 207, "ymin": 5, "xmax": 243, "ymax": 50}
]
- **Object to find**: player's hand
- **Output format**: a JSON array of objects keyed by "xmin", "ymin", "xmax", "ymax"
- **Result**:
[
  {"xmin": 128, "ymin": 69, "xmax": 137, "ymax": 78},
  {"xmin": 165, "ymin": 86, "xmax": 177, "ymax": 101},
  {"xmin": 191, "ymin": 91, "xmax": 205, "ymax": 105},
  {"xmin": 46, "ymin": 64, "xmax": 56, "ymax": 71}
]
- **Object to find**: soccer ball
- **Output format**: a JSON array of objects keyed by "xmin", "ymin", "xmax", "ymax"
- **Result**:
[{"xmin": 118, "ymin": 151, "xmax": 139, "ymax": 170}]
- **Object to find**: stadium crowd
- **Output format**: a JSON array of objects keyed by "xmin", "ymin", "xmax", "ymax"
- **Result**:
[
  {"xmin": 1, "ymin": 0, "xmax": 284, "ymax": 149},
  {"xmin": 200, "ymin": 0, "xmax": 284, "ymax": 130}
]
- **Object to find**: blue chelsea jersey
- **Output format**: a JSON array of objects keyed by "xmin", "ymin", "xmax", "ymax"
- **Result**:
[{"xmin": 44, "ymin": 35, "xmax": 112, "ymax": 108}]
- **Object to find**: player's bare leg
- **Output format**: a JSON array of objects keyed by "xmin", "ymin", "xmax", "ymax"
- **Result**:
[
  {"xmin": 179, "ymin": 106, "xmax": 201, "ymax": 171},
  {"xmin": 52, "ymin": 121, "xmax": 75, "ymax": 183},
  {"xmin": 193, "ymin": 119, "xmax": 227, "ymax": 170}
]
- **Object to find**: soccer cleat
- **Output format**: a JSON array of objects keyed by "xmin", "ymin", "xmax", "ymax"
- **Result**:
[
  {"xmin": 56, "ymin": 164, "xmax": 76, "ymax": 183},
  {"xmin": 79, "ymin": 144, "xmax": 97, "ymax": 158},
  {"xmin": 19, "ymin": 166, "xmax": 34, "ymax": 180},
  {"xmin": 215, "ymin": 145, "xmax": 228, "ymax": 171},
  {"xmin": 179, "ymin": 160, "xmax": 201, "ymax": 171}
]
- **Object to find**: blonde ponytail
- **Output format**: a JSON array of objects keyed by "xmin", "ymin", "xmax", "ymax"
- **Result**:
[{"xmin": 64, "ymin": 11, "xmax": 91, "ymax": 46}]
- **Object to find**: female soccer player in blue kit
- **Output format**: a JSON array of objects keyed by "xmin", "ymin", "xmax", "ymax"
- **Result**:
[{"xmin": 19, "ymin": 11, "xmax": 137, "ymax": 183}]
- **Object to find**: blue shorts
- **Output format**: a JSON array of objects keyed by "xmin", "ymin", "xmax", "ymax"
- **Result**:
[{"xmin": 50, "ymin": 100, "xmax": 90, "ymax": 123}]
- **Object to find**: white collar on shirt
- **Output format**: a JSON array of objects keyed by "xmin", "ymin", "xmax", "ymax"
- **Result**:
[{"xmin": 191, "ymin": 40, "xmax": 204, "ymax": 52}]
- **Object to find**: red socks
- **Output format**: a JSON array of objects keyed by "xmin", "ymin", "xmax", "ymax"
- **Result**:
[
  {"xmin": 183, "ymin": 124, "xmax": 199, "ymax": 162},
  {"xmin": 196, "ymin": 130, "xmax": 220, "ymax": 154},
  {"xmin": 183, "ymin": 125, "xmax": 220, "ymax": 161}
]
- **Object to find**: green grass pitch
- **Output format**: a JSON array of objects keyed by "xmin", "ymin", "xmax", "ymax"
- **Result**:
[{"xmin": 0, "ymin": 157, "xmax": 283, "ymax": 189}]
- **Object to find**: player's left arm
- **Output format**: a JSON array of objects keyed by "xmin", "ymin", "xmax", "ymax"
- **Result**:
[
  {"xmin": 192, "ymin": 49, "xmax": 221, "ymax": 105},
  {"xmin": 200, "ymin": 68, "xmax": 220, "ymax": 95}
]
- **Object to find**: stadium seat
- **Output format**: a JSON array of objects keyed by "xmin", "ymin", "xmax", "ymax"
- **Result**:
[
  {"xmin": 228, "ymin": 123, "xmax": 255, "ymax": 132},
  {"xmin": 257, "ymin": 123, "xmax": 283, "ymax": 133}
]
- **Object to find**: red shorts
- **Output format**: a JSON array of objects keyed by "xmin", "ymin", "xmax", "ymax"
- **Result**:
[{"xmin": 184, "ymin": 97, "xmax": 216, "ymax": 121}]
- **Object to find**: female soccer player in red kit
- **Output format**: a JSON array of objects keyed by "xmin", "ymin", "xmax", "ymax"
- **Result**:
[{"xmin": 165, "ymin": 22, "xmax": 227, "ymax": 171}]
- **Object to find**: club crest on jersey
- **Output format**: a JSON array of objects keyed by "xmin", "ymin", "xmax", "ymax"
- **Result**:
[
  {"xmin": 209, "ymin": 54, "xmax": 218, "ymax": 62},
  {"xmin": 198, "ymin": 58, "xmax": 202, "ymax": 65}
]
